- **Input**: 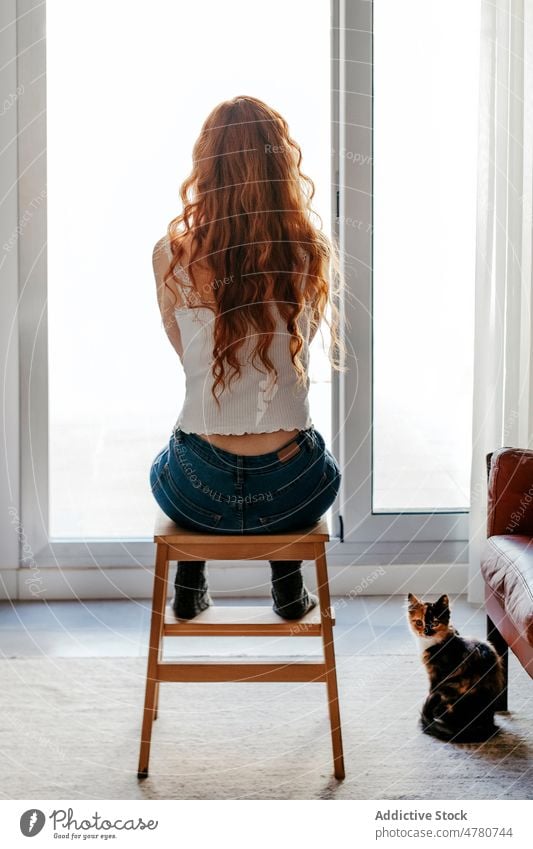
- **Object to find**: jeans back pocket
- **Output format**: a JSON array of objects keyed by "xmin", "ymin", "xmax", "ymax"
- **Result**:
[{"xmin": 257, "ymin": 466, "xmax": 333, "ymax": 533}]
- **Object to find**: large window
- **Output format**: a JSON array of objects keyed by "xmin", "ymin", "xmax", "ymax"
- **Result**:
[
  {"xmin": 373, "ymin": 0, "xmax": 480, "ymax": 512},
  {"xmin": 16, "ymin": 0, "xmax": 478, "ymax": 577},
  {"xmin": 335, "ymin": 0, "xmax": 477, "ymax": 550},
  {"xmin": 46, "ymin": 0, "xmax": 332, "ymax": 539}
]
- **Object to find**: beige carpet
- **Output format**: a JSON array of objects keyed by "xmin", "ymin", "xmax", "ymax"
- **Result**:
[{"xmin": 0, "ymin": 654, "xmax": 531, "ymax": 799}]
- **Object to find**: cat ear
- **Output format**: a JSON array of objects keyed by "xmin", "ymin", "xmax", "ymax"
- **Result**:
[
  {"xmin": 435, "ymin": 594, "xmax": 449, "ymax": 610},
  {"xmin": 407, "ymin": 592, "xmax": 420, "ymax": 608}
]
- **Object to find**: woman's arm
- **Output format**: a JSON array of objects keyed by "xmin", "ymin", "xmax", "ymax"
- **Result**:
[{"xmin": 152, "ymin": 236, "xmax": 184, "ymax": 360}]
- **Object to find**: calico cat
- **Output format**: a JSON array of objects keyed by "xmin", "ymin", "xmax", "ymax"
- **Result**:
[{"xmin": 407, "ymin": 593, "xmax": 504, "ymax": 743}]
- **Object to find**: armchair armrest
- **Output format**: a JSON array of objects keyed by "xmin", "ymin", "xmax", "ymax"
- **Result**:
[{"xmin": 486, "ymin": 447, "xmax": 533, "ymax": 537}]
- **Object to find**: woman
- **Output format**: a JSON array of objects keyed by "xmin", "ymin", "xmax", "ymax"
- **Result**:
[{"xmin": 150, "ymin": 95, "xmax": 344, "ymax": 621}]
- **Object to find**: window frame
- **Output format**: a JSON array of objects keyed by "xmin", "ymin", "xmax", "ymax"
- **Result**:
[
  {"xmin": 334, "ymin": 0, "xmax": 469, "ymax": 559},
  {"xmin": 14, "ymin": 0, "xmax": 468, "ymax": 594}
]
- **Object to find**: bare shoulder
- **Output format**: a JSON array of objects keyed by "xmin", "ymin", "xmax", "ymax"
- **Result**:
[
  {"xmin": 152, "ymin": 234, "xmax": 171, "ymax": 268},
  {"xmin": 151, "ymin": 235, "xmax": 188, "ymax": 308},
  {"xmin": 151, "ymin": 235, "xmax": 170, "ymax": 293},
  {"xmin": 152, "ymin": 233, "xmax": 190, "ymax": 279}
]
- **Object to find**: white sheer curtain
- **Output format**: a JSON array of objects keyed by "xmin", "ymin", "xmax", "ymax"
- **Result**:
[{"xmin": 468, "ymin": 0, "xmax": 533, "ymax": 601}]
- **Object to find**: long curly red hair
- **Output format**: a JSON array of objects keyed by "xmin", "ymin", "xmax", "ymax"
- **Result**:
[{"xmin": 164, "ymin": 95, "xmax": 344, "ymax": 405}]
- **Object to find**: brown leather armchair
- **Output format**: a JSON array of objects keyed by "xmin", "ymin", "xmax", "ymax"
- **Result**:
[{"xmin": 481, "ymin": 447, "xmax": 533, "ymax": 710}]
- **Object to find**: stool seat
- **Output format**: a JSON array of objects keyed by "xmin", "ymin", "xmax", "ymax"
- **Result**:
[
  {"xmin": 155, "ymin": 509, "xmax": 330, "ymax": 541},
  {"xmin": 138, "ymin": 507, "xmax": 345, "ymax": 781},
  {"xmin": 154, "ymin": 509, "xmax": 330, "ymax": 543}
]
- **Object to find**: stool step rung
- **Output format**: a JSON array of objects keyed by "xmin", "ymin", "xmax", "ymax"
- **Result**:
[
  {"xmin": 163, "ymin": 604, "xmax": 335, "ymax": 636},
  {"xmin": 156, "ymin": 660, "xmax": 327, "ymax": 683}
]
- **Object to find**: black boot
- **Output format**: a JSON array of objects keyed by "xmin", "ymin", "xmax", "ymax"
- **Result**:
[
  {"xmin": 270, "ymin": 560, "xmax": 318, "ymax": 620},
  {"xmin": 172, "ymin": 561, "xmax": 211, "ymax": 620}
]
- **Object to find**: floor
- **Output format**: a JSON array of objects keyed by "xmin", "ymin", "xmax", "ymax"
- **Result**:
[
  {"xmin": 0, "ymin": 594, "xmax": 485, "ymax": 658},
  {"xmin": 2, "ymin": 595, "xmax": 531, "ymax": 800}
]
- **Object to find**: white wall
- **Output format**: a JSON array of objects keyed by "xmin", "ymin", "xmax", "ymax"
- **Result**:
[{"xmin": 0, "ymin": 0, "xmax": 20, "ymax": 596}]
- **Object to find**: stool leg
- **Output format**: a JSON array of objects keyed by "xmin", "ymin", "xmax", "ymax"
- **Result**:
[
  {"xmin": 315, "ymin": 543, "xmax": 345, "ymax": 780},
  {"xmin": 137, "ymin": 542, "xmax": 169, "ymax": 779}
]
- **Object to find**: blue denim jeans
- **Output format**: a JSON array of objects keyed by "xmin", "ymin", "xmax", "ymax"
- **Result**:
[{"xmin": 149, "ymin": 425, "xmax": 341, "ymax": 535}]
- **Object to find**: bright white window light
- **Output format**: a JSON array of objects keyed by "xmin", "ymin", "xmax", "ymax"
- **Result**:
[
  {"xmin": 47, "ymin": 0, "xmax": 331, "ymax": 538},
  {"xmin": 373, "ymin": 0, "xmax": 481, "ymax": 512}
]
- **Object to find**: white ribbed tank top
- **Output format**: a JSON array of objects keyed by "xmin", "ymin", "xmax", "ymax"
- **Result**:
[{"xmin": 164, "ymin": 241, "xmax": 314, "ymax": 435}]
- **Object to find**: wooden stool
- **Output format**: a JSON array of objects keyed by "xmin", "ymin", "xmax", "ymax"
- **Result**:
[{"xmin": 137, "ymin": 508, "xmax": 345, "ymax": 780}]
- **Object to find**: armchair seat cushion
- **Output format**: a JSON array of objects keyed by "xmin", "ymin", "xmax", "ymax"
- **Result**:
[{"xmin": 481, "ymin": 535, "xmax": 533, "ymax": 646}]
